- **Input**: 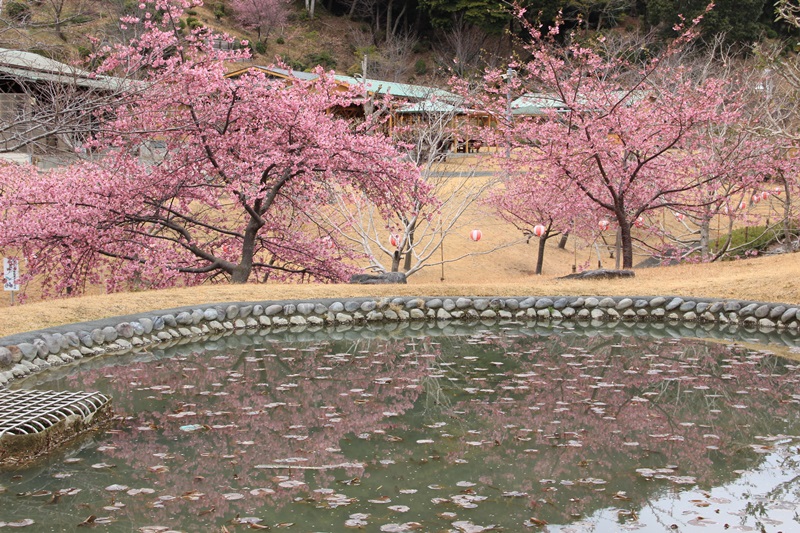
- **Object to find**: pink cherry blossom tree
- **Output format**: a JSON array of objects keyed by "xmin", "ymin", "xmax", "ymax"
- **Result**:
[
  {"xmin": 230, "ymin": 0, "xmax": 290, "ymax": 42},
  {"xmin": 0, "ymin": 0, "xmax": 424, "ymax": 298},
  {"xmin": 481, "ymin": 8, "xmax": 786, "ymax": 269},
  {"xmin": 487, "ymin": 155, "xmax": 596, "ymax": 275}
]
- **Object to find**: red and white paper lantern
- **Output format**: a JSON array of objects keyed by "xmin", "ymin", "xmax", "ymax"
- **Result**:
[
  {"xmin": 470, "ymin": 229, "xmax": 482, "ymax": 242},
  {"xmin": 389, "ymin": 233, "xmax": 400, "ymax": 247},
  {"xmin": 598, "ymin": 219, "xmax": 610, "ymax": 231},
  {"xmin": 533, "ymin": 224, "xmax": 546, "ymax": 237}
]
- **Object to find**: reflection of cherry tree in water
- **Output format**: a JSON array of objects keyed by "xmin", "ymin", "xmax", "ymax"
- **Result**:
[
  {"xmin": 41, "ymin": 327, "xmax": 800, "ymax": 529},
  {"xmin": 422, "ymin": 330, "xmax": 800, "ymax": 522},
  {"xmin": 61, "ymin": 335, "xmax": 432, "ymax": 526}
]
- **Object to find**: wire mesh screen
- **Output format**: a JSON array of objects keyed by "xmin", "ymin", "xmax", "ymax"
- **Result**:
[{"xmin": 0, "ymin": 389, "xmax": 110, "ymax": 437}]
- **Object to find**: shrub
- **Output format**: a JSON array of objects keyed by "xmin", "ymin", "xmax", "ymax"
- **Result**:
[
  {"xmin": 213, "ymin": 2, "xmax": 227, "ymax": 20},
  {"xmin": 276, "ymin": 36, "xmax": 285, "ymax": 45},
  {"xmin": 280, "ymin": 55, "xmax": 306, "ymax": 71},
  {"xmin": 185, "ymin": 16, "xmax": 203, "ymax": 30},
  {"xmin": 711, "ymin": 224, "xmax": 798, "ymax": 259},
  {"xmin": 251, "ymin": 40, "xmax": 267, "ymax": 55},
  {"xmin": 6, "ymin": 1, "xmax": 30, "ymax": 22},
  {"xmin": 412, "ymin": 40, "xmax": 430, "ymax": 53},
  {"xmin": 414, "ymin": 59, "xmax": 427, "ymax": 75},
  {"xmin": 305, "ymin": 50, "xmax": 336, "ymax": 69},
  {"xmin": 121, "ymin": 0, "xmax": 138, "ymax": 15}
]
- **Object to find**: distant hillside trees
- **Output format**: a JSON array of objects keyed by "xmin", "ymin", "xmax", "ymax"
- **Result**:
[{"xmin": 644, "ymin": 0, "xmax": 780, "ymax": 44}]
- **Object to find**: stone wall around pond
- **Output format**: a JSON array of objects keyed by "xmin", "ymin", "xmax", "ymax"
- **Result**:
[{"xmin": 2, "ymin": 295, "xmax": 800, "ymax": 389}]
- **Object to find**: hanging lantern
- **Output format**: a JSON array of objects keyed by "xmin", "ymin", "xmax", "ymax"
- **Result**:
[
  {"xmin": 752, "ymin": 194, "xmax": 760, "ymax": 205},
  {"xmin": 634, "ymin": 216, "xmax": 644, "ymax": 228},
  {"xmin": 674, "ymin": 212, "xmax": 686, "ymax": 221},
  {"xmin": 774, "ymin": 187, "xmax": 782, "ymax": 196},
  {"xmin": 598, "ymin": 219, "xmax": 610, "ymax": 231},
  {"xmin": 533, "ymin": 224, "xmax": 546, "ymax": 237},
  {"xmin": 761, "ymin": 191, "xmax": 769, "ymax": 201},
  {"xmin": 739, "ymin": 201, "xmax": 747, "ymax": 211},
  {"xmin": 470, "ymin": 229, "xmax": 482, "ymax": 242},
  {"xmin": 389, "ymin": 233, "xmax": 400, "ymax": 248}
]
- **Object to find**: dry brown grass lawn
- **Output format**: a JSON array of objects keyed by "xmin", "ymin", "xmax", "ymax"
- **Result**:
[{"xmin": 1, "ymin": 249, "xmax": 798, "ymax": 338}]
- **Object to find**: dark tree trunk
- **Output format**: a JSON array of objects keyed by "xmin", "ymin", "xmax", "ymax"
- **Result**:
[
  {"xmin": 391, "ymin": 250, "xmax": 401, "ymax": 272},
  {"xmin": 558, "ymin": 231, "xmax": 569, "ymax": 249},
  {"xmin": 535, "ymin": 234, "xmax": 548, "ymax": 275},
  {"xmin": 619, "ymin": 219, "xmax": 633, "ymax": 269},
  {"xmin": 403, "ymin": 226, "xmax": 415, "ymax": 271},
  {"xmin": 386, "ymin": 0, "xmax": 393, "ymax": 41},
  {"xmin": 783, "ymin": 176, "xmax": 794, "ymax": 250}
]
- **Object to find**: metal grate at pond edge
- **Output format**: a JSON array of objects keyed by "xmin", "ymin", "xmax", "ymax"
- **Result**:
[{"xmin": 0, "ymin": 389, "xmax": 110, "ymax": 437}]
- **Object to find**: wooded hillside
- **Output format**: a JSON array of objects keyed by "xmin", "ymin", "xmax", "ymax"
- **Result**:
[{"xmin": 1, "ymin": 0, "xmax": 797, "ymax": 87}]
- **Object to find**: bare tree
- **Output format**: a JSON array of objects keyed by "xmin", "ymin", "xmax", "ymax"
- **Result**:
[
  {"xmin": 29, "ymin": 0, "xmax": 96, "ymax": 42},
  {"xmin": 317, "ymin": 101, "xmax": 514, "ymax": 277},
  {"xmin": 0, "ymin": 48, "xmax": 131, "ymax": 165},
  {"xmin": 437, "ymin": 14, "xmax": 491, "ymax": 78},
  {"xmin": 751, "ymin": 42, "xmax": 800, "ymax": 251},
  {"xmin": 372, "ymin": 32, "xmax": 417, "ymax": 81}
]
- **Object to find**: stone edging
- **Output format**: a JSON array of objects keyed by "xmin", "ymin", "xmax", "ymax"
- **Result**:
[{"xmin": 1, "ymin": 294, "xmax": 799, "ymax": 389}]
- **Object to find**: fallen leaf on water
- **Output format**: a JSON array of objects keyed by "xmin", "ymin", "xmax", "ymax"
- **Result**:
[
  {"xmin": 77, "ymin": 516, "xmax": 96, "ymax": 527},
  {"xmin": 17, "ymin": 490, "xmax": 51, "ymax": 498},
  {"xmin": 4, "ymin": 518, "xmax": 35, "ymax": 528},
  {"xmin": 525, "ymin": 517, "xmax": 548, "ymax": 527}
]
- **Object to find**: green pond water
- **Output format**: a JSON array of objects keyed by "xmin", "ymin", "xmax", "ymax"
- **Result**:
[{"xmin": 1, "ymin": 322, "xmax": 799, "ymax": 532}]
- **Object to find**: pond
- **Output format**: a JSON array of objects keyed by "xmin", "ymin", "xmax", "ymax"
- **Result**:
[{"xmin": 1, "ymin": 322, "xmax": 799, "ymax": 532}]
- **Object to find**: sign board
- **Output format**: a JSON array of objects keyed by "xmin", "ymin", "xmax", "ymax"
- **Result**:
[{"xmin": 3, "ymin": 257, "xmax": 19, "ymax": 291}]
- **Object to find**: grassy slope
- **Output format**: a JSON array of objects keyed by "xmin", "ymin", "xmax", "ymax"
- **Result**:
[{"xmin": 1, "ymin": 250, "xmax": 799, "ymax": 337}]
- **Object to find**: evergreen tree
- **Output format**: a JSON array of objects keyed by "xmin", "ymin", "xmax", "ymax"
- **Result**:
[
  {"xmin": 419, "ymin": 0, "xmax": 511, "ymax": 33},
  {"xmin": 645, "ymin": 0, "xmax": 769, "ymax": 45}
]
